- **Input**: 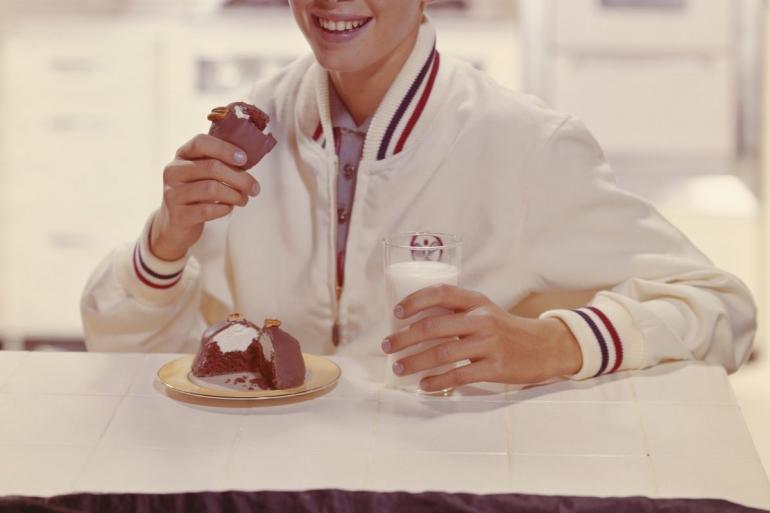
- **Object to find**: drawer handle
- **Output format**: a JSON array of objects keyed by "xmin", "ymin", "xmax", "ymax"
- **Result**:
[
  {"xmin": 50, "ymin": 58, "xmax": 99, "ymax": 74},
  {"xmin": 601, "ymin": 0, "xmax": 685, "ymax": 9},
  {"xmin": 50, "ymin": 116, "xmax": 109, "ymax": 133},
  {"xmin": 567, "ymin": 52, "xmax": 718, "ymax": 69},
  {"xmin": 48, "ymin": 232, "xmax": 93, "ymax": 250}
]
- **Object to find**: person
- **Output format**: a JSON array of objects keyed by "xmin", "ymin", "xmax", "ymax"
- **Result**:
[{"xmin": 81, "ymin": 0, "xmax": 756, "ymax": 392}]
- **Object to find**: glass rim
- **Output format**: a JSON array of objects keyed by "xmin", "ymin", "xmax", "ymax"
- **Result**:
[{"xmin": 382, "ymin": 231, "xmax": 462, "ymax": 250}]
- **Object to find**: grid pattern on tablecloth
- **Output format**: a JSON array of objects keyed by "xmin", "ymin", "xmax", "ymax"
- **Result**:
[{"xmin": 0, "ymin": 352, "xmax": 768, "ymax": 509}]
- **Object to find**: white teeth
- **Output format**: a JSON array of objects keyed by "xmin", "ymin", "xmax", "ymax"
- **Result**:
[{"xmin": 317, "ymin": 16, "xmax": 367, "ymax": 32}]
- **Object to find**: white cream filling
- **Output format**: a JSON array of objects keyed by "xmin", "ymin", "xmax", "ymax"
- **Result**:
[
  {"xmin": 214, "ymin": 323, "xmax": 259, "ymax": 353},
  {"xmin": 233, "ymin": 104, "xmax": 250, "ymax": 120},
  {"xmin": 256, "ymin": 334, "xmax": 275, "ymax": 362}
]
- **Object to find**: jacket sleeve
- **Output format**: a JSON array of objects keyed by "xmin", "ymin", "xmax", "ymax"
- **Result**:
[
  {"xmin": 80, "ymin": 213, "xmax": 206, "ymax": 353},
  {"xmin": 523, "ymin": 117, "xmax": 757, "ymax": 379}
]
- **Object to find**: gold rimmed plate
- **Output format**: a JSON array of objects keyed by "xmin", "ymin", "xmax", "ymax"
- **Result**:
[{"xmin": 157, "ymin": 354, "xmax": 341, "ymax": 401}]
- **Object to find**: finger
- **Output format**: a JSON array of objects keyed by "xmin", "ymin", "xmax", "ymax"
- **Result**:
[
  {"xmin": 384, "ymin": 312, "xmax": 478, "ymax": 354},
  {"xmin": 395, "ymin": 284, "xmax": 487, "ymax": 320},
  {"xmin": 165, "ymin": 159, "xmax": 260, "ymax": 197},
  {"xmin": 420, "ymin": 360, "xmax": 495, "ymax": 393},
  {"xmin": 394, "ymin": 336, "xmax": 488, "ymax": 376},
  {"xmin": 168, "ymin": 180, "xmax": 246, "ymax": 207},
  {"xmin": 176, "ymin": 133, "xmax": 248, "ymax": 168},
  {"xmin": 172, "ymin": 203, "xmax": 234, "ymax": 226}
]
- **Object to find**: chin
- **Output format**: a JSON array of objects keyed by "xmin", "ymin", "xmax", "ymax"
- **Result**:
[{"xmin": 312, "ymin": 48, "xmax": 370, "ymax": 74}]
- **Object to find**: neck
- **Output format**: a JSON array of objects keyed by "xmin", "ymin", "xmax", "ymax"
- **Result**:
[{"xmin": 329, "ymin": 25, "xmax": 420, "ymax": 126}]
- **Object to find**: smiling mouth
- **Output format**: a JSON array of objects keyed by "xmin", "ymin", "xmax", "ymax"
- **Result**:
[{"xmin": 313, "ymin": 15, "xmax": 373, "ymax": 34}]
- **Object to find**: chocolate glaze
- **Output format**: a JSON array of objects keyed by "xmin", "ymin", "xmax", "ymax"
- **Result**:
[
  {"xmin": 260, "ymin": 324, "xmax": 307, "ymax": 389},
  {"xmin": 208, "ymin": 101, "xmax": 277, "ymax": 169},
  {"xmin": 191, "ymin": 316, "xmax": 261, "ymax": 377},
  {"xmin": 191, "ymin": 314, "xmax": 306, "ymax": 390}
]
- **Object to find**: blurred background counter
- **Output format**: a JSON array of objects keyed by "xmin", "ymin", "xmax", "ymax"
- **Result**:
[{"xmin": 0, "ymin": 0, "xmax": 765, "ymax": 360}]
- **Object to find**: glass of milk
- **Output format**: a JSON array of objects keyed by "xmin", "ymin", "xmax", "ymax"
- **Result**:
[{"xmin": 383, "ymin": 232, "xmax": 462, "ymax": 394}]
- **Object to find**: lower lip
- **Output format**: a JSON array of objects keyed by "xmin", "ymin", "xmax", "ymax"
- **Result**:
[{"xmin": 313, "ymin": 17, "xmax": 372, "ymax": 44}]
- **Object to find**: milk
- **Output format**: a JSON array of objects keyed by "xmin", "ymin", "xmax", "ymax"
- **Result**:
[{"xmin": 385, "ymin": 260, "xmax": 460, "ymax": 393}]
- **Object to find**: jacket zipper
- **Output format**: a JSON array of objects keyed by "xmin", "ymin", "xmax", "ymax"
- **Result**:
[{"xmin": 330, "ymin": 155, "xmax": 342, "ymax": 346}]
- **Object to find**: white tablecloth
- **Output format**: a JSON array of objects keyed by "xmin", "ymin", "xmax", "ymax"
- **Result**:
[{"xmin": 0, "ymin": 351, "xmax": 768, "ymax": 509}]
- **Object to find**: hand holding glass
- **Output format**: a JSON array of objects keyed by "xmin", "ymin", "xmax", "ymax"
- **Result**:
[{"xmin": 383, "ymin": 232, "xmax": 462, "ymax": 394}]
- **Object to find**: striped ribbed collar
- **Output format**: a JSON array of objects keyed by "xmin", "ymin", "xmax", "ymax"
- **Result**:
[{"xmin": 308, "ymin": 19, "xmax": 441, "ymax": 163}]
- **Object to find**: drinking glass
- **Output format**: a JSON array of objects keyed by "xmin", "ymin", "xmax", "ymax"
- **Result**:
[{"xmin": 383, "ymin": 232, "xmax": 462, "ymax": 394}]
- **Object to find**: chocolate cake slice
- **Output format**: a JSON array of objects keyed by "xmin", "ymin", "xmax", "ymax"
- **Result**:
[
  {"xmin": 191, "ymin": 314, "xmax": 262, "ymax": 377},
  {"xmin": 208, "ymin": 101, "xmax": 277, "ymax": 169},
  {"xmin": 191, "ymin": 314, "xmax": 306, "ymax": 390},
  {"xmin": 257, "ymin": 319, "xmax": 306, "ymax": 389}
]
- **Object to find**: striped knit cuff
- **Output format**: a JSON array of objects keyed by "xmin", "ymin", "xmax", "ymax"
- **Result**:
[
  {"xmin": 132, "ymin": 216, "xmax": 188, "ymax": 291},
  {"xmin": 541, "ymin": 297, "xmax": 645, "ymax": 380}
]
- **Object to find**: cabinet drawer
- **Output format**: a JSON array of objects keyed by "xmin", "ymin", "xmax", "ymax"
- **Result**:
[
  {"xmin": 553, "ymin": 0, "xmax": 733, "ymax": 51},
  {"xmin": 0, "ymin": 182, "xmax": 157, "ymax": 240},
  {"xmin": 0, "ymin": 252, "xmax": 98, "ymax": 338},
  {"xmin": 551, "ymin": 54, "xmax": 736, "ymax": 157},
  {"xmin": 3, "ymin": 31, "xmax": 155, "ymax": 97}
]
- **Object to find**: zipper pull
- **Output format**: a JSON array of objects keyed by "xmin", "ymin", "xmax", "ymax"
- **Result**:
[{"xmin": 332, "ymin": 285, "xmax": 343, "ymax": 347}]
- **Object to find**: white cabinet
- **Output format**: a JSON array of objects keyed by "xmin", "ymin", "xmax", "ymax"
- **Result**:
[
  {"xmin": 156, "ymin": 15, "xmax": 308, "ymax": 170},
  {"xmin": 524, "ymin": 0, "xmax": 739, "ymax": 164},
  {"xmin": 551, "ymin": 53, "xmax": 735, "ymax": 157},
  {"xmin": 522, "ymin": 0, "xmax": 765, "ymax": 349},
  {"xmin": 0, "ymin": 22, "xmax": 159, "ymax": 341},
  {"xmin": 552, "ymin": 0, "xmax": 732, "ymax": 51}
]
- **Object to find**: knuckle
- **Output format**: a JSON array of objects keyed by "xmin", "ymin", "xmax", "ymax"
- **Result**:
[
  {"xmin": 489, "ymin": 354, "xmax": 506, "ymax": 376},
  {"xmin": 205, "ymin": 180, "xmax": 220, "ymax": 197},
  {"xmin": 201, "ymin": 158, "xmax": 216, "ymax": 175},
  {"xmin": 477, "ymin": 309, "xmax": 496, "ymax": 330},
  {"xmin": 210, "ymin": 159, "xmax": 227, "ymax": 177},
  {"xmin": 472, "ymin": 291, "xmax": 488, "ymax": 305},
  {"xmin": 202, "ymin": 203, "xmax": 216, "ymax": 219},
  {"xmin": 435, "ymin": 344, "xmax": 453, "ymax": 364},
  {"xmin": 162, "ymin": 163, "xmax": 175, "ymax": 183},
  {"xmin": 191, "ymin": 133, "xmax": 206, "ymax": 150},
  {"xmin": 167, "ymin": 207, "xmax": 181, "ymax": 225},
  {"xmin": 454, "ymin": 367, "xmax": 471, "ymax": 386},
  {"xmin": 443, "ymin": 372, "xmax": 458, "ymax": 388},
  {"xmin": 422, "ymin": 317, "xmax": 437, "ymax": 335}
]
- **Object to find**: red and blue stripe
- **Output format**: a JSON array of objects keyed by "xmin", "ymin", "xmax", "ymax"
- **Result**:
[
  {"xmin": 313, "ymin": 46, "xmax": 440, "ymax": 161},
  {"xmin": 572, "ymin": 307, "xmax": 624, "ymax": 377},
  {"xmin": 377, "ymin": 46, "xmax": 440, "ymax": 160},
  {"xmin": 133, "ymin": 244, "xmax": 183, "ymax": 290}
]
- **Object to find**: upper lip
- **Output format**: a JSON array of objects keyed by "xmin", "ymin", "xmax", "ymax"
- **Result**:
[{"xmin": 310, "ymin": 11, "xmax": 372, "ymax": 22}]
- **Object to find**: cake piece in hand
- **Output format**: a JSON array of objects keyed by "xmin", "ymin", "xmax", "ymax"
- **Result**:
[{"xmin": 208, "ymin": 102, "xmax": 277, "ymax": 169}]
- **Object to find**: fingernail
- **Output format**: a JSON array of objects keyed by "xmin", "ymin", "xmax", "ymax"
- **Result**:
[
  {"xmin": 420, "ymin": 379, "xmax": 430, "ymax": 390},
  {"xmin": 394, "ymin": 305, "xmax": 404, "ymax": 319},
  {"xmin": 250, "ymin": 182, "xmax": 259, "ymax": 197},
  {"xmin": 381, "ymin": 338, "xmax": 391, "ymax": 353},
  {"xmin": 234, "ymin": 150, "xmax": 247, "ymax": 165},
  {"xmin": 392, "ymin": 361, "xmax": 404, "ymax": 376}
]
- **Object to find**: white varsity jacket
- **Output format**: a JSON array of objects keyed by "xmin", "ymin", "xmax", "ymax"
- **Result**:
[{"xmin": 80, "ymin": 20, "xmax": 756, "ymax": 380}]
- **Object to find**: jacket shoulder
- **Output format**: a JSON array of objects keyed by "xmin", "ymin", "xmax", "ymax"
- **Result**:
[{"xmin": 442, "ymin": 55, "xmax": 570, "ymax": 147}]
